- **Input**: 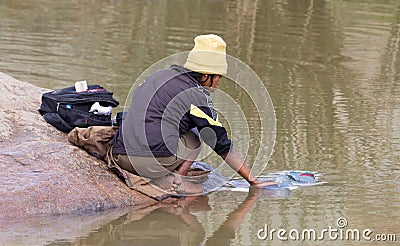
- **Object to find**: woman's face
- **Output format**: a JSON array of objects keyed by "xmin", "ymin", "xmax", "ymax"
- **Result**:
[{"xmin": 202, "ymin": 74, "xmax": 222, "ymax": 92}]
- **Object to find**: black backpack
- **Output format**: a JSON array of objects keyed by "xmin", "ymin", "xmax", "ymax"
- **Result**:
[{"xmin": 38, "ymin": 84, "xmax": 119, "ymax": 132}]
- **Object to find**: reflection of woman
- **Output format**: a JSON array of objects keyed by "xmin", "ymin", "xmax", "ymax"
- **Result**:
[
  {"xmin": 205, "ymin": 187, "xmax": 262, "ymax": 245},
  {"xmin": 75, "ymin": 202, "xmax": 206, "ymax": 245},
  {"xmin": 112, "ymin": 34, "xmax": 278, "ymax": 194},
  {"xmin": 74, "ymin": 189, "xmax": 266, "ymax": 245},
  {"xmin": 118, "ymin": 208, "xmax": 205, "ymax": 245}
]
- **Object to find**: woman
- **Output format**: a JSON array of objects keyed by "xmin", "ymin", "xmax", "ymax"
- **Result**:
[{"xmin": 112, "ymin": 34, "xmax": 278, "ymax": 194}]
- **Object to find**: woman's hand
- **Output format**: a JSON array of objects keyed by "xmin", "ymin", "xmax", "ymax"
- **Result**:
[
  {"xmin": 249, "ymin": 179, "xmax": 279, "ymax": 188},
  {"xmin": 221, "ymin": 149, "xmax": 279, "ymax": 188}
]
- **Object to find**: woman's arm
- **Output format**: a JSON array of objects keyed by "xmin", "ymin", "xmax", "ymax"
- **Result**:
[{"xmin": 220, "ymin": 148, "xmax": 278, "ymax": 187}]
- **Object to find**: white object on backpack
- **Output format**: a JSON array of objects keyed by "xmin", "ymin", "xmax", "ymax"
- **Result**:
[
  {"xmin": 75, "ymin": 80, "xmax": 88, "ymax": 92},
  {"xmin": 89, "ymin": 102, "xmax": 112, "ymax": 115}
]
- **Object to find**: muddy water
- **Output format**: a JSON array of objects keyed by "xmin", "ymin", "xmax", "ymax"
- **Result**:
[{"xmin": 1, "ymin": 0, "xmax": 399, "ymax": 245}]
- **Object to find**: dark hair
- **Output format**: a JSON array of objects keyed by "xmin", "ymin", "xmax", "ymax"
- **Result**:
[
  {"xmin": 187, "ymin": 68, "xmax": 220, "ymax": 84},
  {"xmin": 188, "ymin": 71, "xmax": 203, "ymax": 80}
]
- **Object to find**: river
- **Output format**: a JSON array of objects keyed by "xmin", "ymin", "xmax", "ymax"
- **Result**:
[{"xmin": 0, "ymin": 0, "xmax": 399, "ymax": 245}]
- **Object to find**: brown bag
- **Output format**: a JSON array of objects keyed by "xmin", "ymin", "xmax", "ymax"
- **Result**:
[{"xmin": 67, "ymin": 126, "xmax": 119, "ymax": 159}]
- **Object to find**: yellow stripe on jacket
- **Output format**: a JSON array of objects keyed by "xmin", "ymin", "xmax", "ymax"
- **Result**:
[{"xmin": 190, "ymin": 104, "xmax": 222, "ymax": 127}]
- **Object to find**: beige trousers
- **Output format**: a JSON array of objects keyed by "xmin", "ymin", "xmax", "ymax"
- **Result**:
[{"xmin": 113, "ymin": 131, "xmax": 201, "ymax": 179}]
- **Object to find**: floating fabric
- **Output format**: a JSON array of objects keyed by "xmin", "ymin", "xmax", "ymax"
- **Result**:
[
  {"xmin": 190, "ymin": 162, "xmax": 324, "ymax": 195},
  {"xmin": 287, "ymin": 171, "xmax": 316, "ymax": 183}
]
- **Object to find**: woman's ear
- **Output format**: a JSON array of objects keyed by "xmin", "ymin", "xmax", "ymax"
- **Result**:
[{"xmin": 199, "ymin": 74, "xmax": 209, "ymax": 84}]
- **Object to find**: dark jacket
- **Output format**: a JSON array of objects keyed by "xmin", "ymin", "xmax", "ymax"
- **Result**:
[{"xmin": 112, "ymin": 65, "xmax": 231, "ymax": 157}]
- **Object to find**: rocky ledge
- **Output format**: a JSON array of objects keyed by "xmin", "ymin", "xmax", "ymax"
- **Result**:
[{"xmin": 0, "ymin": 72, "xmax": 157, "ymax": 219}]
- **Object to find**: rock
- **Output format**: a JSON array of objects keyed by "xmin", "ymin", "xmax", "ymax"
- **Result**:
[{"xmin": 0, "ymin": 72, "xmax": 158, "ymax": 219}]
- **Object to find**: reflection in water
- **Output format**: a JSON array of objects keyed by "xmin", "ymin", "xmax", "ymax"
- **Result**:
[
  {"xmin": 74, "ymin": 188, "xmax": 288, "ymax": 246},
  {"xmin": 0, "ymin": 0, "xmax": 399, "ymax": 244}
]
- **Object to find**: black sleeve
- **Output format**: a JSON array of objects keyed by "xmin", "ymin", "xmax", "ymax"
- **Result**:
[{"xmin": 189, "ymin": 104, "xmax": 232, "ymax": 156}]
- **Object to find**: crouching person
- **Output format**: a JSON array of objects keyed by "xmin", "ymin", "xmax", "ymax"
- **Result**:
[{"xmin": 111, "ymin": 34, "xmax": 278, "ymax": 195}]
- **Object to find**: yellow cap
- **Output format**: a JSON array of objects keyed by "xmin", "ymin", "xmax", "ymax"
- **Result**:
[{"xmin": 184, "ymin": 34, "xmax": 228, "ymax": 75}]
